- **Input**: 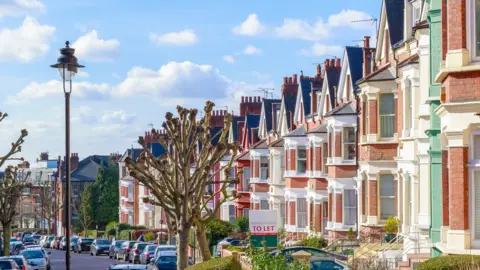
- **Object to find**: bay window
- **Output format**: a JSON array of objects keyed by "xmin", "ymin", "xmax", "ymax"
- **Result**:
[
  {"xmin": 242, "ymin": 167, "xmax": 250, "ymax": 191},
  {"xmin": 297, "ymin": 147, "xmax": 307, "ymax": 173},
  {"xmin": 243, "ymin": 208, "xmax": 249, "ymax": 217},
  {"xmin": 474, "ymin": 135, "xmax": 480, "ymax": 160},
  {"xmin": 322, "ymin": 143, "xmax": 328, "ymax": 173},
  {"xmin": 344, "ymin": 189, "xmax": 357, "ymax": 226},
  {"xmin": 379, "ymin": 93, "xmax": 395, "ymax": 138},
  {"xmin": 379, "ymin": 174, "xmax": 395, "ymax": 220},
  {"xmin": 297, "ymin": 198, "xmax": 307, "ymax": 228},
  {"xmin": 260, "ymin": 200, "xmax": 269, "ymax": 210},
  {"xmin": 260, "ymin": 156, "xmax": 269, "ymax": 180},
  {"xmin": 343, "ymin": 127, "xmax": 356, "ymax": 161},
  {"xmin": 364, "ymin": 97, "xmax": 369, "ymax": 135},
  {"xmin": 228, "ymin": 205, "xmax": 235, "ymax": 223}
]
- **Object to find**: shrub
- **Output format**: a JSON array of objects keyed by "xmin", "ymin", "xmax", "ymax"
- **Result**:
[
  {"xmin": 384, "ymin": 216, "xmax": 400, "ymax": 234},
  {"xmin": 234, "ymin": 217, "xmax": 249, "ymax": 233},
  {"xmin": 105, "ymin": 221, "xmax": 117, "ymax": 232},
  {"xmin": 416, "ymin": 255, "xmax": 480, "ymax": 270},
  {"xmin": 226, "ymin": 245, "xmax": 246, "ymax": 252},
  {"xmin": 107, "ymin": 228, "xmax": 116, "ymax": 236},
  {"xmin": 144, "ymin": 232, "xmax": 155, "ymax": 242},
  {"xmin": 119, "ymin": 230, "xmax": 132, "ymax": 240},
  {"xmin": 294, "ymin": 235, "xmax": 327, "ymax": 249},
  {"xmin": 185, "ymin": 256, "xmax": 242, "ymax": 270},
  {"xmin": 249, "ymin": 249, "xmax": 309, "ymax": 270},
  {"xmin": 117, "ymin": 223, "xmax": 132, "ymax": 232},
  {"xmin": 206, "ymin": 219, "xmax": 235, "ymax": 246}
]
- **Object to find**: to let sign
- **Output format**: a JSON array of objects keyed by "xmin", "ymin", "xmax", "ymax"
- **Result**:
[{"xmin": 249, "ymin": 210, "xmax": 278, "ymax": 236}]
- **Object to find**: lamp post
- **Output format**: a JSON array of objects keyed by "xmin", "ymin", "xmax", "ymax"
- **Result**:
[{"xmin": 51, "ymin": 41, "xmax": 84, "ymax": 270}]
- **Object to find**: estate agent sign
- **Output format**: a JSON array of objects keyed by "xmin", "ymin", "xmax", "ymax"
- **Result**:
[{"xmin": 249, "ymin": 210, "xmax": 278, "ymax": 248}]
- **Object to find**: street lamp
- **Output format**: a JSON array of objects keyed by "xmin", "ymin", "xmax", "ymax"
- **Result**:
[{"xmin": 50, "ymin": 41, "xmax": 84, "ymax": 270}]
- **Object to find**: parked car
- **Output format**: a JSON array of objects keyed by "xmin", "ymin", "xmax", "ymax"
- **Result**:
[
  {"xmin": 9, "ymin": 242, "xmax": 24, "ymax": 255},
  {"xmin": 32, "ymin": 235, "xmax": 41, "ymax": 245},
  {"xmin": 41, "ymin": 236, "xmax": 54, "ymax": 248},
  {"xmin": 24, "ymin": 245, "xmax": 42, "ymax": 250},
  {"xmin": 0, "ymin": 259, "xmax": 20, "ymax": 270},
  {"xmin": 1, "ymin": 255, "xmax": 31, "ymax": 270},
  {"xmin": 152, "ymin": 245, "xmax": 176, "ymax": 262},
  {"xmin": 90, "ymin": 239, "xmax": 111, "ymax": 256},
  {"xmin": 139, "ymin": 244, "xmax": 158, "ymax": 264},
  {"xmin": 107, "ymin": 265, "xmax": 148, "ymax": 270},
  {"xmin": 116, "ymin": 241, "xmax": 137, "ymax": 261},
  {"xmin": 23, "ymin": 235, "xmax": 35, "ymax": 245},
  {"xmin": 128, "ymin": 242, "xmax": 148, "ymax": 264},
  {"xmin": 20, "ymin": 249, "xmax": 48, "ymax": 270},
  {"xmin": 74, "ymin": 238, "xmax": 93, "ymax": 254},
  {"xmin": 108, "ymin": 240, "xmax": 125, "ymax": 259},
  {"xmin": 53, "ymin": 237, "xmax": 63, "ymax": 250},
  {"xmin": 36, "ymin": 248, "xmax": 51, "ymax": 270},
  {"xmin": 216, "ymin": 238, "xmax": 241, "ymax": 257},
  {"xmin": 150, "ymin": 251, "xmax": 186, "ymax": 270},
  {"xmin": 20, "ymin": 232, "xmax": 32, "ymax": 243},
  {"xmin": 60, "ymin": 237, "xmax": 78, "ymax": 251}
]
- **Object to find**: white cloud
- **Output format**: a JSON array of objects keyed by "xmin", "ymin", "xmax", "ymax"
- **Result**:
[
  {"xmin": 6, "ymin": 80, "xmax": 111, "ymax": 104},
  {"xmin": 72, "ymin": 30, "xmax": 120, "ymax": 62},
  {"xmin": 275, "ymin": 18, "xmax": 328, "ymax": 41},
  {"xmin": 232, "ymin": 14, "xmax": 266, "ymax": 36},
  {"xmin": 149, "ymin": 29, "xmax": 198, "ymax": 46},
  {"xmin": 112, "ymin": 73, "xmax": 121, "ymax": 79},
  {"xmin": 223, "ymin": 55, "xmax": 234, "ymax": 64},
  {"xmin": 77, "ymin": 71, "xmax": 89, "ymax": 78},
  {"xmin": 252, "ymin": 71, "xmax": 271, "ymax": 81},
  {"xmin": 114, "ymin": 61, "xmax": 230, "ymax": 99},
  {"xmin": 0, "ymin": 16, "xmax": 55, "ymax": 62},
  {"xmin": 328, "ymin": 9, "xmax": 372, "ymax": 29},
  {"xmin": 242, "ymin": 45, "xmax": 262, "ymax": 55},
  {"xmin": 101, "ymin": 110, "xmax": 136, "ymax": 124},
  {"xmin": 0, "ymin": 0, "xmax": 45, "ymax": 20},
  {"xmin": 298, "ymin": 43, "xmax": 343, "ymax": 57}
]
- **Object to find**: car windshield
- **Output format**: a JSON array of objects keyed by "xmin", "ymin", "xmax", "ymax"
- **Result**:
[
  {"xmin": 96, "ymin": 240, "xmax": 110, "ymax": 245},
  {"xmin": 71, "ymin": 238, "xmax": 78, "ymax": 243},
  {"xmin": 24, "ymin": 236, "xmax": 33, "ymax": 241},
  {"xmin": 156, "ymin": 246, "xmax": 176, "ymax": 253},
  {"xmin": 114, "ymin": 241, "xmax": 124, "ymax": 248},
  {"xmin": 137, "ymin": 244, "xmax": 148, "ymax": 251},
  {"xmin": 47, "ymin": 236, "xmax": 54, "ymax": 241},
  {"xmin": 157, "ymin": 256, "xmax": 177, "ymax": 263},
  {"xmin": 82, "ymin": 239, "xmax": 93, "ymax": 243},
  {"xmin": 147, "ymin": 245, "xmax": 157, "ymax": 252},
  {"xmin": 128, "ymin": 242, "xmax": 136, "ymax": 248},
  {"xmin": 21, "ymin": 250, "xmax": 44, "ymax": 259},
  {"xmin": 32, "ymin": 235, "xmax": 40, "ymax": 239},
  {"xmin": 9, "ymin": 258, "xmax": 24, "ymax": 266},
  {"xmin": 0, "ymin": 261, "xmax": 13, "ymax": 269}
]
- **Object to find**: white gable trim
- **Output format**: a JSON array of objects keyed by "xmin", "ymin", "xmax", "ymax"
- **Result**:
[
  {"xmin": 277, "ymin": 97, "xmax": 290, "ymax": 137},
  {"xmin": 375, "ymin": 2, "xmax": 388, "ymax": 62},
  {"xmin": 318, "ymin": 75, "xmax": 329, "ymax": 117},
  {"xmin": 293, "ymin": 84, "xmax": 303, "ymax": 125},
  {"xmin": 258, "ymin": 103, "xmax": 266, "ymax": 139},
  {"xmin": 336, "ymin": 50, "xmax": 350, "ymax": 104}
]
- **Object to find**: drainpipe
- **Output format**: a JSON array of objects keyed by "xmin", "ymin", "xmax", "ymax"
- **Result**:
[{"xmin": 354, "ymin": 89, "xmax": 360, "ymax": 238}]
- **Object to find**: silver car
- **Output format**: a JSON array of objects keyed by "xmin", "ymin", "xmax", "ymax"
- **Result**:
[
  {"xmin": 1, "ymin": 255, "xmax": 32, "ymax": 270},
  {"xmin": 20, "ymin": 248, "xmax": 50, "ymax": 270}
]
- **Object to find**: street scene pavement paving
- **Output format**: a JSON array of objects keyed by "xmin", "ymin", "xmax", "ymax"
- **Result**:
[{"xmin": 49, "ymin": 249, "xmax": 121, "ymax": 270}]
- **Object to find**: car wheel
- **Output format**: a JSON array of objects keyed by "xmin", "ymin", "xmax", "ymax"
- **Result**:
[{"xmin": 90, "ymin": 251, "xmax": 93, "ymax": 256}]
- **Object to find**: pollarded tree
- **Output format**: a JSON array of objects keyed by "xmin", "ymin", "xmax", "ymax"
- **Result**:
[
  {"xmin": 126, "ymin": 102, "xmax": 239, "ymax": 270},
  {"xmin": 0, "ymin": 112, "xmax": 28, "ymax": 256}
]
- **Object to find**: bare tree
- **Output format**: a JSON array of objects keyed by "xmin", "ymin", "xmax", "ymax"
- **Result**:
[
  {"xmin": 38, "ymin": 181, "xmax": 63, "ymax": 235},
  {"xmin": 126, "ymin": 102, "xmax": 239, "ymax": 270},
  {"xmin": 0, "ymin": 112, "xmax": 28, "ymax": 256},
  {"xmin": 72, "ymin": 185, "xmax": 94, "ymax": 237}
]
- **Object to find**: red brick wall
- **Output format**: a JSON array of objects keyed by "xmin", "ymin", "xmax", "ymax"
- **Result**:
[
  {"xmin": 309, "ymin": 178, "xmax": 328, "ymax": 190},
  {"xmin": 315, "ymin": 204, "xmax": 322, "ymax": 232},
  {"xmin": 251, "ymin": 183, "xmax": 268, "ymax": 193},
  {"xmin": 446, "ymin": 0, "xmax": 466, "ymax": 51},
  {"xmin": 442, "ymin": 0, "xmax": 448, "ymax": 60},
  {"xmin": 335, "ymin": 194, "xmax": 343, "ymax": 223},
  {"xmin": 334, "ymin": 132, "xmax": 342, "ymax": 157},
  {"xmin": 444, "ymin": 71, "xmax": 480, "ymax": 102},
  {"xmin": 328, "ymin": 133, "xmax": 332, "ymax": 157},
  {"xmin": 286, "ymin": 178, "xmax": 309, "ymax": 189},
  {"xmin": 289, "ymin": 149, "xmax": 296, "ymax": 171},
  {"xmin": 442, "ymin": 150, "xmax": 449, "ymax": 226},
  {"xmin": 368, "ymin": 181, "xmax": 378, "ymax": 216},
  {"xmin": 315, "ymin": 147, "xmax": 322, "ymax": 170},
  {"xmin": 253, "ymin": 160, "xmax": 259, "ymax": 178},
  {"xmin": 289, "ymin": 201, "xmax": 296, "ymax": 225},
  {"xmin": 328, "ymin": 193, "xmax": 332, "ymax": 222},
  {"xmin": 360, "ymin": 144, "xmax": 397, "ymax": 161},
  {"xmin": 328, "ymin": 165, "xmax": 357, "ymax": 179},
  {"xmin": 368, "ymin": 100, "xmax": 377, "ymax": 134},
  {"xmin": 448, "ymin": 147, "xmax": 469, "ymax": 230}
]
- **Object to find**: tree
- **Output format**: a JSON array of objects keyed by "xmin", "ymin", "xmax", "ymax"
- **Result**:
[
  {"xmin": 94, "ymin": 158, "xmax": 119, "ymax": 227},
  {"xmin": 205, "ymin": 218, "xmax": 234, "ymax": 247},
  {"xmin": 234, "ymin": 216, "xmax": 249, "ymax": 233},
  {"xmin": 73, "ymin": 184, "xmax": 94, "ymax": 236},
  {"xmin": 37, "ymin": 181, "xmax": 63, "ymax": 235},
  {"xmin": 126, "ymin": 102, "xmax": 239, "ymax": 270},
  {"xmin": 0, "ymin": 112, "xmax": 28, "ymax": 256}
]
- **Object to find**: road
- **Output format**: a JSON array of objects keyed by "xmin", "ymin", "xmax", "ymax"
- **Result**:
[{"xmin": 49, "ymin": 249, "xmax": 130, "ymax": 270}]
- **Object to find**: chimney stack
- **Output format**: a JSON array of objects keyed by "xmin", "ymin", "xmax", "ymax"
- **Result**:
[
  {"xmin": 241, "ymin": 96, "xmax": 245, "ymax": 103},
  {"xmin": 324, "ymin": 59, "xmax": 330, "ymax": 69},
  {"xmin": 18, "ymin": 161, "xmax": 30, "ymax": 169},
  {"xmin": 288, "ymin": 77, "xmax": 292, "ymax": 84},
  {"xmin": 293, "ymin": 74, "xmax": 297, "ymax": 84},
  {"xmin": 40, "ymin": 152, "xmax": 49, "ymax": 161},
  {"xmin": 283, "ymin": 77, "xmax": 288, "ymax": 84},
  {"xmin": 329, "ymin": 59, "xmax": 335, "ymax": 68},
  {"xmin": 335, "ymin": 58, "xmax": 341, "ymax": 68},
  {"xmin": 70, "ymin": 153, "xmax": 79, "ymax": 172},
  {"xmin": 364, "ymin": 36, "xmax": 370, "ymax": 48}
]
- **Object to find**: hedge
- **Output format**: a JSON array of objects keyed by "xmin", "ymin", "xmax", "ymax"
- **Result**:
[
  {"xmin": 119, "ymin": 230, "xmax": 132, "ymax": 240},
  {"xmin": 185, "ymin": 256, "xmax": 242, "ymax": 270},
  {"xmin": 416, "ymin": 255, "xmax": 480, "ymax": 270}
]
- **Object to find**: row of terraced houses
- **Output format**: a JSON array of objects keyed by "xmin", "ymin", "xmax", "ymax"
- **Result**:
[{"xmin": 117, "ymin": 0, "xmax": 480, "ymax": 266}]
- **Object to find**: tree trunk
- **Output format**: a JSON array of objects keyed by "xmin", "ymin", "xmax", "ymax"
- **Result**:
[
  {"xmin": 176, "ymin": 228, "xmax": 191, "ymax": 270},
  {"xmin": 196, "ymin": 223, "xmax": 211, "ymax": 261},
  {"xmin": 2, "ymin": 222, "xmax": 11, "ymax": 256}
]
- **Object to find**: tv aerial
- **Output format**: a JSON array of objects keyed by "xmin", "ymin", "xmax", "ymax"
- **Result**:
[{"xmin": 255, "ymin": 88, "xmax": 274, "ymax": 99}]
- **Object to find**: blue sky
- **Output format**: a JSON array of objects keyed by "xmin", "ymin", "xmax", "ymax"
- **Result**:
[{"xmin": 0, "ymin": 0, "xmax": 380, "ymax": 163}]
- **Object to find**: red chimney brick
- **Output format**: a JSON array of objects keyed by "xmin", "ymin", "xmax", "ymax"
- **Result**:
[
  {"xmin": 70, "ymin": 153, "xmax": 79, "ymax": 171},
  {"xmin": 293, "ymin": 74, "xmax": 297, "ymax": 84},
  {"xmin": 364, "ymin": 36, "xmax": 370, "ymax": 48},
  {"xmin": 335, "ymin": 58, "xmax": 341, "ymax": 68},
  {"xmin": 330, "ymin": 59, "xmax": 335, "ymax": 68},
  {"xmin": 324, "ymin": 59, "xmax": 330, "ymax": 69}
]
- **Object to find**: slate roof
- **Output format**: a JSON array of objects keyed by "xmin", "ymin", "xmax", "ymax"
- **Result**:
[
  {"xmin": 325, "ymin": 68, "xmax": 341, "ymax": 108},
  {"xmin": 245, "ymin": 114, "xmax": 260, "ymax": 145},
  {"xmin": 124, "ymin": 148, "xmax": 143, "ymax": 163},
  {"xmin": 299, "ymin": 78, "xmax": 312, "ymax": 116},
  {"xmin": 284, "ymin": 95, "xmax": 297, "ymax": 129},
  {"xmin": 262, "ymin": 99, "xmax": 282, "ymax": 132},
  {"xmin": 359, "ymin": 66, "xmax": 396, "ymax": 83},
  {"xmin": 345, "ymin": 47, "xmax": 364, "ymax": 89},
  {"xmin": 324, "ymin": 101, "xmax": 357, "ymax": 117},
  {"xmin": 284, "ymin": 126, "xmax": 307, "ymax": 137},
  {"xmin": 231, "ymin": 116, "xmax": 244, "ymax": 142},
  {"xmin": 270, "ymin": 138, "xmax": 284, "ymax": 147},
  {"xmin": 307, "ymin": 124, "xmax": 327, "ymax": 134},
  {"xmin": 251, "ymin": 138, "xmax": 268, "ymax": 149},
  {"xmin": 69, "ymin": 155, "xmax": 110, "ymax": 182},
  {"xmin": 384, "ymin": 0, "xmax": 405, "ymax": 47},
  {"xmin": 210, "ymin": 126, "xmax": 224, "ymax": 146}
]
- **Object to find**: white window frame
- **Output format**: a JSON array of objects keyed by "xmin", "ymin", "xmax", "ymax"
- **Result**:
[
  {"xmin": 470, "ymin": 131, "xmax": 480, "ymax": 247},
  {"xmin": 467, "ymin": 0, "xmax": 480, "ymax": 62},
  {"xmin": 280, "ymin": 153, "xmax": 285, "ymax": 182},
  {"xmin": 296, "ymin": 146, "xmax": 307, "ymax": 174},
  {"xmin": 343, "ymin": 189, "xmax": 357, "ymax": 226},
  {"xmin": 404, "ymin": 79, "xmax": 413, "ymax": 134},
  {"xmin": 260, "ymin": 200, "xmax": 269, "ymax": 210},
  {"xmin": 379, "ymin": 93, "xmax": 395, "ymax": 138},
  {"xmin": 127, "ymin": 185, "xmax": 134, "ymax": 201},
  {"xmin": 242, "ymin": 167, "xmax": 250, "ymax": 191},
  {"xmin": 260, "ymin": 156, "xmax": 269, "ymax": 180},
  {"xmin": 342, "ymin": 127, "xmax": 356, "ymax": 162},
  {"xmin": 322, "ymin": 143, "xmax": 328, "ymax": 174},
  {"xmin": 379, "ymin": 174, "xmax": 395, "ymax": 220},
  {"xmin": 280, "ymin": 203, "xmax": 286, "ymax": 227},
  {"xmin": 297, "ymin": 198, "xmax": 307, "ymax": 229}
]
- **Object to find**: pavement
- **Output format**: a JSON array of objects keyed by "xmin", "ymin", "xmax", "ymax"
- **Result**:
[{"xmin": 48, "ymin": 248, "xmax": 134, "ymax": 270}]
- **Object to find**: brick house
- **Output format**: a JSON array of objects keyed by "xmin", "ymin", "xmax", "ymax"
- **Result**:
[{"xmin": 430, "ymin": 0, "xmax": 480, "ymax": 255}]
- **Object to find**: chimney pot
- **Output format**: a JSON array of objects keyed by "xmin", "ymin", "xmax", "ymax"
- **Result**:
[
  {"xmin": 336, "ymin": 58, "xmax": 341, "ymax": 68},
  {"xmin": 364, "ymin": 36, "xmax": 370, "ymax": 48},
  {"xmin": 316, "ymin": 64, "xmax": 321, "ymax": 75},
  {"xmin": 284, "ymin": 77, "xmax": 288, "ymax": 84},
  {"xmin": 258, "ymin": 96, "xmax": 261, "ymax": 102},
  {"xmin": 288, "ymin": 77, "xmax": 292, "ymax": 84},
  {"xmin": 241, "ymin": 96, "xmax": 245, "ymax": 103},
  {"xmin": 293, "ymin": 74, "xmax": 298, "ymax": 84},
  {"xmin": 325, "ymin": 59, "xmax": 330, "ymax": 69},
  {"xmin": 224, "ymin": 110, "xmax": 227, "ymax": 115},
  {"xmin": 249, "ymin": 97, "xmax": 253, "ymax": 103},
  {"xmin": 330, "ymin": 59, "xmax": 335, "ymax": 68}
]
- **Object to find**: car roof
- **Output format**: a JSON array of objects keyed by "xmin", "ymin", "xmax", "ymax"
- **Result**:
[
  {"xmin": 108, "ymin": 264, "xmax": 148, "ymax": 269},
  {"xmin": 156, "ymin": 245, "xmax": 175, "ymax": 248},
  {"xmin": 1, "ymin": 256, "xmax": 23, "ymax": 259},
  {"xmin": 157, "ymin": 250, "xmax": 176, "ymax": 256}
]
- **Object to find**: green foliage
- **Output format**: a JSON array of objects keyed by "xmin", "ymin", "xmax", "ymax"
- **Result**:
[
  {"xmin": 185, "ymin": 256, "xmax": 242, "ymax": 270},
  {"xmin": 225, "ymin": 246, "xmax": 246, "ymax": 252},
  {"xmin": 119, "ymin": 230, "xmax": 132, "ymax": 240},
  {"xmin": 77, "ymin": 184, "xmax": 95, "ymax": 233},
  {"xmin": 117, "ymin": 223, "xmax": 131, "ymax": 231},
  {"xmin": 87, "ymin": 230, "xmax": 97, "ymax": 238},
  {"xmin": 234, "ymin": 216, "xmax": 249, "ymax": 233},
  {"xmin": 93, "ymin": 159, "xmax": 120, "ymax": 227},
  {"xmin": 144, "ymin": 232, "xmax": 155, "ymax": 242},
  {"xmin": 347, "ymin": 228, "xmax": 354, "ymax": 239},
  {"xmin": 248, "ymin": 248, "xmax": 309, "ymax": 270},
  {"xmin": 384, "ymin": 216, "xmax": 400, "ymax": 234},
  {"xmin": 206, "ymin": 219, "xmax": 235, "ymax": 246},
  {"xmin": 294, "ymin": 235, "xmax": 327, "ymax": 249},
  {"xmin": 277, "ymin": 228, "xmax": 286, "ymax": 250},
  {"xmin": 106, "ymin": 221, "xmax": 118, "ymax": 236},
  {"xmin": 416, "ymin": 255, "xmax": 480, "ymax": 270}
]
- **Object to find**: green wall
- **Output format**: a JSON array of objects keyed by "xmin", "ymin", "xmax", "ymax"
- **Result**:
[{"xmin": 427, "ymin": 0, "xmax": 443, "ymax": 257}]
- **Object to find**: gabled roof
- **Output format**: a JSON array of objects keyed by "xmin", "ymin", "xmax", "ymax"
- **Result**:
[
  {"xmin": 384, "ymin": 0, "xmax": 405, "ymax": 47},
  {"xmin": 299, "ymin": 78, "xmax": 312, "ymax": 116},
  {"xmin": 121, "ymin": 148, "xmax": 143, "ymax": 163},
  {"xmin": 325, "ymin": 68, "xmax": 341, "ymax": 107},
  {"xmin": 285, "ymin": 126, "xmax": 307, "ymax": 137},
  {"xmin": 307, "ymin": 124, "xmax": 327, "ymax": 134},
  {"xmin": 284, "ymin": 95, "xmax": 297, "ymax": 129},
  {"xmin": 361, "ymin": 66, "xmax": 396, "ymax": 83},
  {"xmin": 231, "ymin": 116, "xmax": 244, "ymax": 142},
  {"xmin": 270, "ymin": 138, "xmax": 284, "ymax": 147},
  {"xmin": 262, "ymin": 99, "xmax": 281, "ymax": 132},
  {"xmin": 251, "ymin": 138, "xmax": 268, "ymax": 149},
  {"xmin": 345, "ymin": 47, "xmax": 364, "ymax": 89},
  {"xmin": 324, "ymin": 101, "xmax": 357, "ymax": 117},
  {"xmin": 69, "ymin": 155, "xmax": 110, "ymax": 182},
  {"xmin": 242, "ymin": 114, "xmax": 260, "ymax": 147}
]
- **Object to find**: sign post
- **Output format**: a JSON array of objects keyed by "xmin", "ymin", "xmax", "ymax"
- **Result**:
[{"xmin": 249, "ymin": 210, "xmax": 278, "ymax": 248}]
